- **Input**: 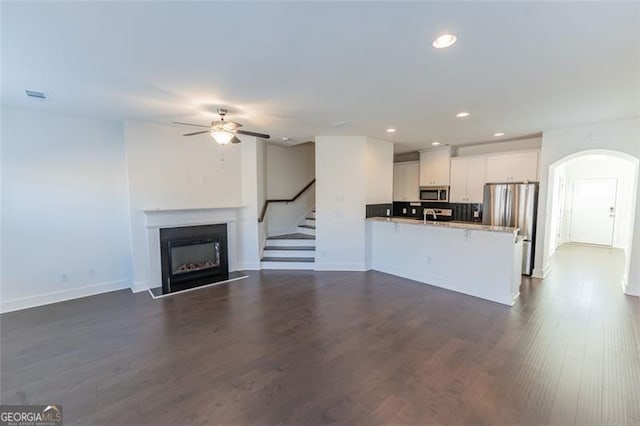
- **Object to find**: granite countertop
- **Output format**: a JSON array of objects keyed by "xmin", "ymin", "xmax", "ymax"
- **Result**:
[{"xmin": 366, "ymin": 216, "xmax": 519, "ymax": 234}]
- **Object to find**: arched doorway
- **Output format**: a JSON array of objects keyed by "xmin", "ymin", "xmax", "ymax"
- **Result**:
[{"xmin": 542, "ymin": 150, "xmax": 639, "ymax": 292}]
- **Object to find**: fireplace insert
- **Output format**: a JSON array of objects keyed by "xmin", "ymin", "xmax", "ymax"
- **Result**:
[{"xmin": 159, "ymin": 224, "xmax": 228, "ymax": 294}]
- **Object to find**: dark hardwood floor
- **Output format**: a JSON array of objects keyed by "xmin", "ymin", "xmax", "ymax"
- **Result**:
[{"xmin": 2, "ymin": 244, "xmax": 639, "ymax": 425}]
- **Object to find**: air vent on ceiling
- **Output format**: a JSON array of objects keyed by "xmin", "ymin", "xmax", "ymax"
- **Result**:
[{"xmin": 25, "ymin": 90, "xmax": 48, "ymax": 100}]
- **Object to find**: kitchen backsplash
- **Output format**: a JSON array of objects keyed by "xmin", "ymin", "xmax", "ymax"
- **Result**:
[
  {"xmin": 392, "ymin": 201, "xmax": 483, "ymax": 222},
  {"xmin": 365, "ymin": 203, "xmax": 393, "ymax": 218}
]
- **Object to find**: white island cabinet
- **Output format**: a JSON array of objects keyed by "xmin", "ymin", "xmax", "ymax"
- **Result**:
[{"xmin": 366, "ymin": 217, "xmax": 522, "ymax": 306}]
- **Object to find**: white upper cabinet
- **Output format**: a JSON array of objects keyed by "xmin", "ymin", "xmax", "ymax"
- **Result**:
[
  {"xmin": 485, "ymin": 150, "xmax": 538, "ymax": 183},
  {"xmin": 393, "ymin": 161, "xmax": 420, "ymax": 201},
  {"xmin": 419, "ymin": 149, "xmax": 451, "ymax": 186},
  {"xmin": 449, "ymin": 156, "xmax": 486, "ymax": 203},
  {"xmin": 448, "ymin": 158, "xmax": 467, "ymax": 203}
]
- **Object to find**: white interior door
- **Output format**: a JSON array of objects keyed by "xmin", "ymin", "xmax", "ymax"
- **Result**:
[{"xmin": 569, "ymin": 177, "xmax": 617, "ymax": 246}]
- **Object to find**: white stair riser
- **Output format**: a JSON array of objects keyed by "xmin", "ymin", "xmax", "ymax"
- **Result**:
[
  {"xmin": 263, "ymin": 250, "xmax": 315, "ymax": 258},
  {"xmin": 309, "ymin": 211, "xmax": 316, "ymax": 219},
  {"xmin": 304, "ymin": 218, "xmax": 316, "ymax": 226},
  {"xmin": 297, "ymin": 226, "xmax": 316, "ymax": 236},
  {"xmin": 261, "ymin": 261, "xmax": 315, "ymax": 270},
  {"xmin": 266, "ymin": 239, "xmax": 315, "ymax": 247}
]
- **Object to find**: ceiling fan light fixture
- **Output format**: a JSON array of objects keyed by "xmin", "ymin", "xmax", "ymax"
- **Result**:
[{"xmin": 210, "ymin": 130, "xmax": 234, "ymax": 145}]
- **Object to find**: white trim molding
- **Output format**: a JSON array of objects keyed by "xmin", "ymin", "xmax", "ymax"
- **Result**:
[
  {"xmin": 314, "ymin": 262, "xmax": 368, "ymax": 271},
  {"xmin": 131, "ymin": 280, "xmax": 149, "ymax": 293},
  {"xmin": 236, "ymin": 261, "xmax": 261, "ymax": 271},
  {"xmin": 532, "ymin": 261, "xmax": 552, "ymax": 279},
  {"xmin": 1, "ymin": 279, "xmax": 130, "ymax": 313}
]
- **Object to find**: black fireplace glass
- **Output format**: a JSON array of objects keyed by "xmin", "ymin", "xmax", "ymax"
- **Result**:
[{"xmin": 170, "ymin": 240, "xmax": 220, "ymax": 275}]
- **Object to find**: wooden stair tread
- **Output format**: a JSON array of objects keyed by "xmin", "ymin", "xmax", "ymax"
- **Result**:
[
  {"xmin": 261, "ymin": 257, "xmax": 315, "ymax": 262},
  {"xmin": 264, "ymin": 246, "xmax": 315, "ymax": 251},
  {"xmin": 267, "ymin": 233, "xmax": 315, "ymax": 240}
]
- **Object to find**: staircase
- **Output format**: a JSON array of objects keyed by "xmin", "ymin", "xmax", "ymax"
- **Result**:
[{"xmin": 261, "ymin": 210, "xmax": 316, "ymax": 269}]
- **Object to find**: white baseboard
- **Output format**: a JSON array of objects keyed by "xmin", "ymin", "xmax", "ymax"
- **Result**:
[
  {"xmin": 1, "ymin": 279, "xmax": 131, "ymax": 313},
  {"xmin": 237, "ymin": 261, "xmax": 261, "ymax": 270},
  {"xmin": 532, "ymin": 262, "xmax": 552, "ymax": 279},
  {"xmin": 314, "ymin": 262, "xmax": 367, "ymax": 272},
  {"xmin": 131, "ymin": 280, "xmax": 149, "ymax": 293}
]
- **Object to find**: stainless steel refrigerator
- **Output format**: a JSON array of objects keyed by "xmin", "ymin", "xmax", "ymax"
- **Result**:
[{"xmin": 483, "ymin": 182, "xmax": 539, "ymax": 275}]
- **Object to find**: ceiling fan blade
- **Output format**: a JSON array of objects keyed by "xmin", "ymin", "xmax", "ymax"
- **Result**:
[
  {"xmin": 183, "ymin": 130, "xmax": 210, "ymax": 136},
  {"xmin": 231, "ymin": 136, "xmax": 241, "ymax": 144},
  {"xmin": 236, "ymin": 129, "xmax": 271, "ymax": 139},
  {"xmin": 173, "ymin": 121, "xmax": 210, "ymax": 128}
]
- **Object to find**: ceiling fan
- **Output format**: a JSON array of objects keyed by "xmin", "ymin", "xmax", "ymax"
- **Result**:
[{"xmin": 173, "ymin": 108, "xmax": 271, "ymax": 144}]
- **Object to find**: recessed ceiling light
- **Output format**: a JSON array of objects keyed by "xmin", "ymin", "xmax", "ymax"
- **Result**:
[
  {"xmin": 282, "ymin": 137, "xmax": 289, "ymax": 141},
  {"xmin": 432, "ymin": 33, "xmax": 457, "ymax": 49},
  {"xmin": 432, "ymin": 141, "xmax": 441, "ymax": 146},
  {"xmin": 494, "ymin": 132, "xmax": 505, "ymax": 137},
  {"xmin": 456, "ymin": 112, "xmax": 470, "ymax": 118},
  {"xmin": 386, "ymin": 128, "xmax": 396, "ymax": 133}
]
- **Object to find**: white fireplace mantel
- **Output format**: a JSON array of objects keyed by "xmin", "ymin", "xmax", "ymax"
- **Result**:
[
  {"xmin": 137, "ymin": 207, "xmax": 244, "ymax": 292},
  {"xmin": 142, "ymin": 206, "xmax": 244, "ymax": 229}
]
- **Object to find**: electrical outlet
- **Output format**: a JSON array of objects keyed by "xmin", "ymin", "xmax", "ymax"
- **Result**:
[
  {"xmin": 60, "ymin": 273, "xmax": 70, "ymax": 282},
  {"xmin": 402, "ymin": 208, "xmax": 407, "ymax": 214},
  {"xmin": 411, "ymin": 208, "xmax": 416, "ymax": 214},
  {"xmin": 473, "ymin": 211, "xmax": 479, "ymax": 218},
  {"xmin": 426, "ymin": 256, "xmax": 432, "ymax": 264},
  {"xmin": 89, "ymin": 268, "xmax": 96, "ymax": 277},
  {"xmin": 386, "ymin": 209, "xmax": 391, "ymax": 216}
]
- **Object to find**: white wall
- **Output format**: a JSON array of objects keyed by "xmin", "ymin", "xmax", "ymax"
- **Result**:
[
  {"xmin": 264, "ymin": 143, "xmax": 315, "ymax": 236},
  {"xmin": 1, "ymin": 107, "xmax": 132, "ymax": 312},
  {"xmin": 534, "ymin": 118, "xmax": 640, "ymax": 296},
  {"xmin": 124, "ymin": 121, "xmax": 249, "ymax": 289},
  {"xmin": 256, "ymin": 139, "xmax": 267, "ymax": 256},
  {"xmin": 315, "ymin": 136, "xmax": 393, "ymax": 271},
  {"xmin": 237, "ymin": 137, "xmax": 262, "ymax": 270},
  {"xmin": 366, "ymin": 138, "xmax": 394, "ymax": 204},
  {"xmin": 266, "ymin": 143, "xmax": 315, "ymax": 198}
]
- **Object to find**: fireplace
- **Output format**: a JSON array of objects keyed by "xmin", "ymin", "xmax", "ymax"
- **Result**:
[{"xmin": 159, "ymin": 224, "xmax": 228, "ymax": 294}]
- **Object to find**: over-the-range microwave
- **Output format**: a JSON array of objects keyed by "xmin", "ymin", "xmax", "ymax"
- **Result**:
[{"xmin": 419, "ymin": 186, "xmax": 449, "ymax": 202}]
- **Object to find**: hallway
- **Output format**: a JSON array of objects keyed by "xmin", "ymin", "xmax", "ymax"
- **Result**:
[{"xmin": 514, "ymin": 243, "xmax": 640, "ymax": 424}]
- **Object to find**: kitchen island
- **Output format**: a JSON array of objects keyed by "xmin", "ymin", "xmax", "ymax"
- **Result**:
[{"xmin": 366, "ymin": 217, "xmax": 522, "ymax": 306}]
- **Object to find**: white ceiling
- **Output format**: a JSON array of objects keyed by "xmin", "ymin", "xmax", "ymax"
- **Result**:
[{"xmin": 2, "ymin": 2, "xmax": 638, "ymax": 152}]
